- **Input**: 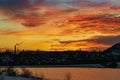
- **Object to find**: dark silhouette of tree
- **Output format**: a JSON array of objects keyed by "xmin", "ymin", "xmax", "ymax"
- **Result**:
[
  {"xmin": 107, "ymin": 62, "xmax": 118, "ymax": 68},
  {"xmin": 0, "ymin": 48, "xmax": 119, "ymax": 68}
]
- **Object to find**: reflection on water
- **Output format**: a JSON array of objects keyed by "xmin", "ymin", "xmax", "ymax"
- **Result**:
[
  {"xmin": 1, "ymin": 68, "xmax": 120, "ymax": 80},
  {"xmin": 27, "ymin": 68, "xmax": 120, "ymax": 80}
]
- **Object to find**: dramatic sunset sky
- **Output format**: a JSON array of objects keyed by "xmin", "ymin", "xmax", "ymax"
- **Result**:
[{"xmin": 0, "ymin": 0, "xmax": 120, "ymax": 51}]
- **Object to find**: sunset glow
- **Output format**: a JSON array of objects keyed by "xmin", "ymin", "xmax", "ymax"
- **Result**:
[{"xmin": 0, "ymin": 0, "xmax": 120, "ymax": 51}]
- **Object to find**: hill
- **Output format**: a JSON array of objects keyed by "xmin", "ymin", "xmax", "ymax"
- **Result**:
[{"xmin": 104, "ymin": 42, "xmax": 120, "ymax": 55}]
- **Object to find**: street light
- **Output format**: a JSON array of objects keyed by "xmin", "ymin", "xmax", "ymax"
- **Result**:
[{"xmin": 14, "ymin": 42, "xmax": 23, "ymax": 54}]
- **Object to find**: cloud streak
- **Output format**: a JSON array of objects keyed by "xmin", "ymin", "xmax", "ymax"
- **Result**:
[
  {"xmin": 83, "ymin": 35, "xmax": 120, "ymax": 45},
  {"xmin": 59, "ymin": 35, "xmax": 120, "ymax": 45}
]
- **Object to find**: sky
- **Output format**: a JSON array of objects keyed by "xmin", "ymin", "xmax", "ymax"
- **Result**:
[{"xmin": 0, "ymin": 0, "xmax": 120, "ymax": 51}]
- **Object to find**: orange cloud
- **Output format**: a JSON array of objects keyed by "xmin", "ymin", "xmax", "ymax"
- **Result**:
[{"xmin": 0, "ymin": 0, "xmax": 120, "ymax": 51}]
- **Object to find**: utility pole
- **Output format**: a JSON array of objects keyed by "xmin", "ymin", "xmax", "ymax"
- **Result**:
[{"xmin": 14, "ymin": 45, "xmax": 17, "ymax": 54}]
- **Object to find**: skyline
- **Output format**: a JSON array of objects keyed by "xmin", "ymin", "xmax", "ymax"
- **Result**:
[{"xmin": 0, "ymin": 0, "xmax": 120, "ymax": 51}]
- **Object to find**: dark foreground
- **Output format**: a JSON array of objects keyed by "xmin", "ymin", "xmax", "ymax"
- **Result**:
[{"xmin": 0, "ymin": 50, "xmax": 120, "ymax": 68}]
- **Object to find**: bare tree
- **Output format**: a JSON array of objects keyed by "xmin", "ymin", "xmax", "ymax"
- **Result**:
[
  {"xmin": 65, "ymin": 72, "xmax": 72, "ymax": 80},
  {"xmin": 21, "ymin": 68, "xmax": 33, "ymax": 77},
  {"xmin": 0, "ymin": 68, "xmax": 3, "ymax": 72},
  {"xmin": 5, "ymin": 68, "xmax": 18, "ymax": 76},
  {"xmin": 40, "ymin": 74, "xmax": 45, "ymax": 80}
]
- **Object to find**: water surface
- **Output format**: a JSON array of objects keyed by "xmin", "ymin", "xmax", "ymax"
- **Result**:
[{"xmin": 27, "ymin": 68, "xmax": 120, "ymax": 80}]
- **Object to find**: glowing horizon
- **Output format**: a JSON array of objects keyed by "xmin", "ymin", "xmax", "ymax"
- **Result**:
[{"xmin": 0, "ymin": 0, "xmax": 120, "ymax": 51}]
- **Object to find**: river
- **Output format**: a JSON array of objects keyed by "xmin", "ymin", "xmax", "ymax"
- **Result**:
[{"xmin": 25, "ymin": 68, "xmax": 120, "ymax": 80}]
